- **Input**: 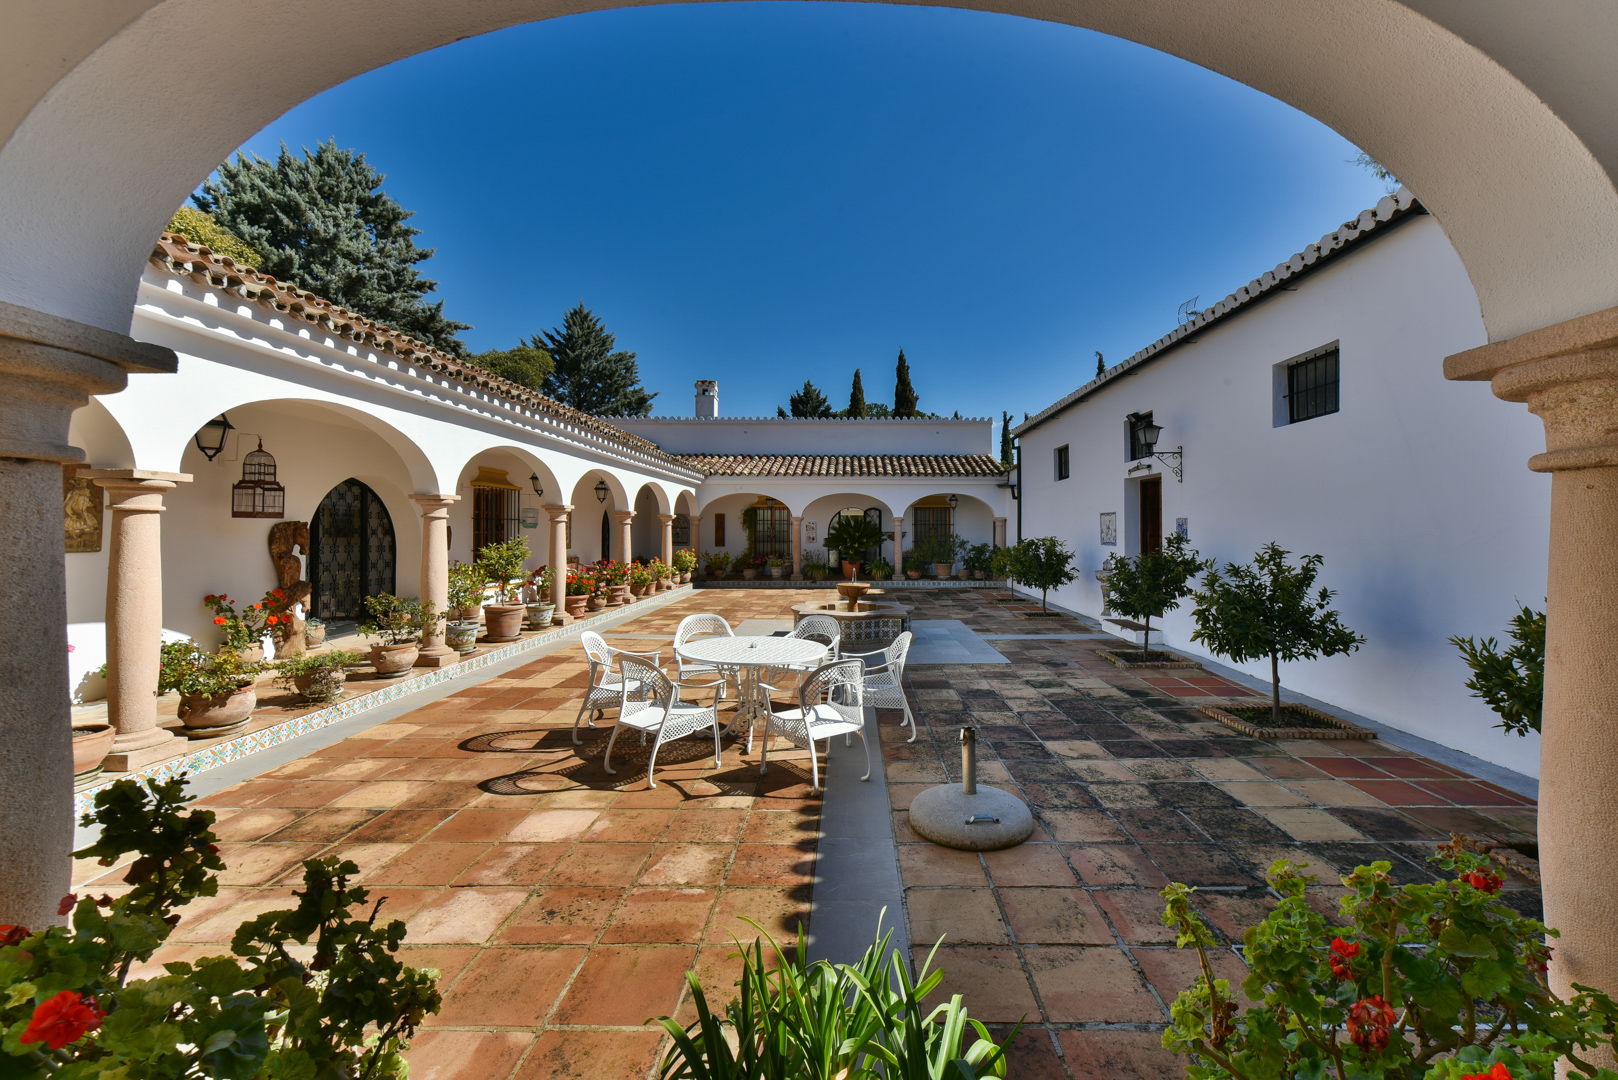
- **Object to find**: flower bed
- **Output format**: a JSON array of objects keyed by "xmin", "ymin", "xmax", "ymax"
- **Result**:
[{"xmin": 1198, "ymin": 697, "xmax": 1376, "ymax": 739}]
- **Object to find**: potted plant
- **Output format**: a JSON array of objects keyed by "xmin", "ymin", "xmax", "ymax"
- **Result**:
[
  {"xmin": 630, "ymin": 563, "xmax": 654, "ymax": 597},
  {"xmin": 72, "ymin": 721, "xmax": 114, "ymax": 786},
  {"xmin": 867, "ymin": 556, "xmax": 893, "ymax": 581},
  {"xmin": 304, "ymin": 616, "xmax": 328, "ymax": 646},
  {"xmin": 202, "ymin": 589, "xmax": 287, "ymax": 659},
  {"xmin": 704, "ymin": 551, "xmax": 731, "ymax": 580},
  {"xmin": 161, "ymin": 642, "xmax": 264, "ymax": 737},
  {"xmin": 964, "ymin": 542, "xmax": 994, "ymax": 580},
  {"xmin": 445, "ymin": 562, "xmax": 484, "ymax": 651},
  {"xmin": 1100, "ymin": 532, "xmax": 1204, "ymax": 663},
  {"xmin": 564, "ymin": 565, "xmax": 592, "ymax": 618},
  {"xmin": 802, "ymin": 551, "xmax": 830, "ymax": 582},
  {"xmin": 273, "ymin": 649, "xmax": 362, "ymax": 703},
  {"xmin": 360, "ymin": 593, "xmax": 429, "ymax": 677},
  {"xmin": 739, "ymin": 553, "xmax": 760, "ymax": 581},
  {"xmin": 476, "ymin": 537, "xmax": 530, "ymax": 640},
  {"xmin": 587, "ymin": 564, "xmax": 609, "ymax": 611},
  {"xmin": 524, "ymin": 566, "xmax": 555, "ymax": 628},
  {"xmin": 824, "ymin": 514, "xmax": 885, "ymax": 581},
  {"xmin": 767, "ymin": 554, "xmax": 789, "ymax": 579},
  {"xmin": 673, "ymin": 547, "xmax": 696, "ymax": 583},
  {"xmin": 904, "ymin": 550, "xmax": 923, "ymax": 579},
  {"xmin": 994, "ymin": 536, "xmax": 1077, "ymax": 612}
]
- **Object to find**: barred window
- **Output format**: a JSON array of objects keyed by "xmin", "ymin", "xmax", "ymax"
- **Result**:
[
  {"xmin": 1055, "ymin": 444, "xmax": 1070, "ymax": 481},
  {"xmin": 1287, "ymin": 348, "xmax": 1340, "ymax": 423},
  {"xmin": 751, "ymin": 504, "xmax": 792, "ymax": 557},
  {"xmin": 472, "ymin": 485, "xmax": 520, "ymax": 554},
  {"xmin": 912, "ymin": 507, "xmax": 950, "ymax": 544}
]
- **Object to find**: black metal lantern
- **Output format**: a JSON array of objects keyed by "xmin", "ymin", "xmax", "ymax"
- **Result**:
[
  {"xmin": 530, "ymin": 473, "xmax": 544, "ymax": 498},
  {"xmin": 1138, "ymin": 420, "xmax": 1164, "ymax": 451},
  {"xmin": 594, "ymin": 479, "xmax": 608, "ymax": 503},
  {"xmin": 231, "ymin": 438, "xmax": 285, "ymax": 518},
  {"xmin": 947, "ymin": 494, "xmax": 959, "ymax": 510},
  {"xmin": 193, "ymin": 414, "xmax": 234, "ymax": 462}
]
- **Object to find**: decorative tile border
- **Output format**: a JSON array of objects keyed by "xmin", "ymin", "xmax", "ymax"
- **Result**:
[{"xmin": 74, "ymin": 586, "xmax": 693, "ymax": 815}]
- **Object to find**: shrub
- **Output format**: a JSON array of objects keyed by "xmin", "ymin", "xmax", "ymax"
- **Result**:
[
  {"xmin": 272, "ymin": 649, "xmax": 363, "ymax": 702},
  {"xmin": 704, "ymin": 551, "xmax": 732, "ymax": 577},
  {"xmin": 166, "ymin": 206, "xmax": 263, "ymax": 269},
  {"xmin": 1450, "ymin": 605, "xmax": 1545, "ymax": 737},
  {"xmin": 1159, "ymin": 847, "xmax": 1618, "ymax": 1080},
  {"xmin": 802, "ymin": 551, "xmax": 830, "ymax": 581},
  {"xmin": 673, "ymin": 547, "xmax": 697, "ymax": 574},
  {"xmin": 1101, "ymin": 532, "xmax": 1203, "ymax": 660},
  {"xmin": 360, "ymin": 594, "xmax": 432, "ymax": 647},
  {"xmin": 476, "ymin": 537, "xmax": 531, "ymax": 603},
  {"xmin": 1190, "ymin": 544, "xmax": 1362, "ymax": 722},
  {"xmin": 994, "ymin": 536, "xmax": 1077, "ymax": 611},
  {"xmin": 158, "ymin": 642, "xmax": 263, "ymax": 699},
  {"xmin": 963, "ymin": 542, "xmax": 995, "ymax": 574},
  {"xmin": 867, "ymin": 557, "xmax": 894, "ymax": 580},
  {"xmin": 0, "ymin": 777, "xmax": 440, "ymax": 1077},
  {"xmin": 824, "ymin": 516, "xmax": 885, "ymax": 576},
  {"xmin": 447, "ymin": 561, "xmax": 486, "ymax": 614}
]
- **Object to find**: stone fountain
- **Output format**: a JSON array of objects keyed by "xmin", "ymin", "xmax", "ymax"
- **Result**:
[
  {"xmin": 907, "ymin": 726, "xmax": 1034, "ymax": 851},
  {"xmin": 791, "ymin": 582, "xmax": 911, "ymax": 652}
]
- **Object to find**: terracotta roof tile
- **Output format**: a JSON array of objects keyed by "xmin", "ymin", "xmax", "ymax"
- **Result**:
[
  {"xmin": 148, "ymin": 233, "xmax": 692, "ymax": 472},
  {"xmin": 678, "ymin": 454, "xmax": 1007, "ymax": 477}
]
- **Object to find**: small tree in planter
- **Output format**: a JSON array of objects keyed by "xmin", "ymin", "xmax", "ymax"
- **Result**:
[
  {"xmin": 825, "ymin": 515, "xmax": 886, "ymax": 580},
  {"xmin": 476, "ymin": 537, "xmax": 531, "ymax": 605},
  {"xmin": 360, "ymin": 594, "xmax": 431, "ymax": 676},
  {"xmin": 1450, "ymin": 604, "xmax": 1545, "ymax": 737},
  {"xmin": 1190, "ymin": 544, "xmax": 1363, "ymax": 723},
  {"xmin": 673, "ymin": 547, "xmax": 697, "ymax": 580},
  {"xmin": 446, "ymin": 561, "xmax": 485, "ymax": 620},
  {"xmin": 993, "ymin": 536, "xmax": 1077, "ymax": 612},
  {"xmin": 273, "ymin": 649, "xmax": 363, "ymax": 703},
  {"xmin": 1101, "ymin": 532, "xmax": 1203, "ymax": 660}
]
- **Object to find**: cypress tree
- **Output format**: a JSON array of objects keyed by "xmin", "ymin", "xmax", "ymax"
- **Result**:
[
  {"xmin": 846, "ymin": 369, "xmax": 867, "ymax": 418},
  {"xmin": 1095, "ymin": 351, "xmax": 1105, "ymax": 378},
  {"xmin": 1001, "ymin": 411, "xmax": 1014, "ymax": 466},
  {"xmin": 194, "ymin": 140, "xmax": 470, "ymax": 355},
  {"xmin": 536, "ymin": 303, "xmax": 658, "ymax": 416},
  {"xmin": 894, "ymin": 349, "xmax": 919, "ymax": 417}
]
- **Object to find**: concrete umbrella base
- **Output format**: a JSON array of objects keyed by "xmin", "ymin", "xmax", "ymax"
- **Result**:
[{"xmin": 907, "ymin": 783, "xmax": 1034, "ymax": 851}]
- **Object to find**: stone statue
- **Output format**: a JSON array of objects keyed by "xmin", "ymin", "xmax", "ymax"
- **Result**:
[{"xmin": 268, "ymin": 521, "xmax": 313, "ymax": 656}]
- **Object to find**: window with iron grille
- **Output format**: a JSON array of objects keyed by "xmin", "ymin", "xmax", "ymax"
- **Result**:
[
  {"xmin": 672, "ymin": 514, "xmax": 690, "ymax": 546},
  {"xmin": 751, "ymin": 504, "xmax": 792, "ymax": 557},
  {"xmin": 1287, "ymin": 347, "xmax": 1340, "ymax": 423},
  {"xmin": 1054, "ymin": 444, "xmax": 1070, "ymax": 481},
  {"xmin": 472, "ymin": 486, "xmax": 520, "ymax": 554},
  {"xmin": 912, "ymin": 507, "xmax": 951, "ymax": 544},
  {"xmin": 1128, "ymin": 412, "xmax": 1155, "ymax": 461}
]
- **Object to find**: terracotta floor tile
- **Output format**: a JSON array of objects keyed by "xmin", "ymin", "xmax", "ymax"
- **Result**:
[
  {"xmin": 1280, "ymin": 779, "xmax": 1389, "ymax": 807},
  {"xmin": 907, "ymin": 887, "xmax": 1008, "ymax": 946},
  {"xmin": 1192, "ymin": 890, "xmax": 1279, "ymax": 943},
  {"xmin": 261, "ymin": 807, "xmax": 379, "ymax": 843},
  {"xmin": 551, "ymin": 944, "xmax": 697, "ymax": 1026},
  {"xmin": 1141, "ymin": 844, "xmax": 1262, "ymax": 886},
  {"xmin": 1300, "ymin": 757, "xmax": 1384, "ymax": 779},
  {"xmin": 656, "ymin": 808, "xmax": 745, "ymax": 844},
  {"xmin": 703, "ymin": 886, "xmax": 812, "ymax": 945},
  {"xmin": 404, "ymin": 1030, "xmax": 532, "ymax": 1080},
  {"xmin": 739, "ymin": 809, "xmax": 821, "ymax": 846},
  {"xmin": 1058, "ymin": 1028, "xmax": 1185, "ymax": 1080},
  {"xmin": 452, "ymin": 843, "xmax": 568, "ymax": 886},
  {"xmin": 915, "ymin": 946, "xmax": 1038, "ymax": 1024},
  {"xmin": 192, "ymin": 779, "xmax": 295, "ymax": 807},
  {"xmin": 981, "ymin": 843, "xmax": 1079, "ymax": 887},
  {"xmin": 347, "ymin": 808, "xmax": 456, "ymax": 844},
  {"xmin": 515, "ymin": 1030, "xmax": 665, "ymax": 1080},
  {"xmin": 395, "ymin": 943, "xmax": 480, "ymax": 987},
  {"xmin": 330, "ymin": 781, "xmax": 437, "ymax": 808},
  {"xmin": 1213, "ymin": 780, "xmax": 1312, "ymax": 807},
  {"xmin": 506, "ymin": 808, "xmax": 602, "ymax": 843},
  {"xmin": 497, "ymin": 888, "xmax": 625, "ymax": 944},
  {"xmin": 897, "ymin": 845, "xmax": 988, "ymax": 887},
  {"xmin": 1345, "ymin": 778, "xmax": 1445, "ymax": 806},
  {"xmin": 1326, "ymin": 807, "xmax": 1444, "ymax": 841},
  {"xmin": 601, "ymin": 887, "xmax": 718, "ymax": 943},
  {"xmin": 1134, "ymin": 944, "xmax": 1253, "ymax": 1005},
  {"xmin": 638, "ymin": 842, "xmax": 732, "ymax": 886},
  {"xmin": 1061, "ymin": 843, "xmax": 1169, "ymax": 888},
  {"xmin": 1417, "ymin": 779, "xmax": 1532, "ymax": 807},
  {"xmin": 174, "ymin": 889, "xmax": 299, "ymax": 942},
  {"xmin": 214, "ymin": 842, "xmax": 327, "ymax": 886},
  {"xmin": 1035, "ymin": 809, "xmax": 1130, "ymax": 844},
  {"xmin": 1253, "ymin": 807, "xmax": 1371, "ymax": 842},
  {"xmin": 406, "ymin": 888, "xmax": 529, "ymax": 944},
  {"xmin": 1246, "ymin": 756, "xmax": 1330, "ymax": 781},
  {"xmin": 425, "ymin": 808, "xmax": 532, "ymax": 843},
  {"xmin": 396, "ymin": 782, "xmax": 485, "ymax": 810},
  {"xmin": 364, "ymin": 843, "xmax": 490, "ymax": 886},
  {"xmin": 545, "ymin": 843, "xmax": 653, "ymax": 887},
  {"xmin": 1092, "ymin": 889, "xmax": 1180, "ymax": 944},
  {"xmin": 254, "ymin": 780, "xmax": 365, "ymax": 809},
  {"xmin": 1000, "ymin": 887, "xmax": 1113, "ymax": 945},
  {"xmin": 211, "ymin": 807, "xmax": 304, "ymax": 842},
  {"xmin": 432, "ymin": 945, "xmax": 586, "ymax": 1026},
  {"xmin": 1025, "ymin": 946, "xmax": 1162, "ymax": 1022},
  {"xmin": 725, "ymin": 844, "xmax": 814, "ymax": 887}
]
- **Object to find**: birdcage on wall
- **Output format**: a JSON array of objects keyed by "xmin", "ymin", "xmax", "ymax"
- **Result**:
[{"xmin": 232, "ymin": 438, "xmax": 285, "ymax": 518}]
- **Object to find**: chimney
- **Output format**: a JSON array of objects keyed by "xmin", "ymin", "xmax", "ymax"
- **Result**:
[{"xmin": 695, "ymin": 380, "xmax": 718, "ymax": 419}]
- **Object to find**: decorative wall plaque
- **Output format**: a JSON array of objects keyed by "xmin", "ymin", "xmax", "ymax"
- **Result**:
[
  {"xmin": 1099, "ymin": 512, "xmax": 1117, "ymax": 546},
  {"xmin": 63, "ymin": 467, "xmax": 102, "ymax": 553},
  {"xmin": 1176, "ymin": 517, "xmax": 1189, "ymax": 539}
]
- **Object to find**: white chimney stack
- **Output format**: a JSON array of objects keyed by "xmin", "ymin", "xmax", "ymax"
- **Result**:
[{"xmin": 695, "ymin": 380, "xmax": 718, "ymax": 419}]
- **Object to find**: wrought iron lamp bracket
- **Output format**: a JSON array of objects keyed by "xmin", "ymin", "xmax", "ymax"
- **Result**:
[{"xmin": 1153, "ymin": 446, "xmax": 1184, "ymax": 483}]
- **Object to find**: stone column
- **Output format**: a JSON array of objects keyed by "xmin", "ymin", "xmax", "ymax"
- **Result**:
[
  {"xmin": 791, "ymin": 516, "xmax": 803, "ymax": 579},
  {"xmin": 993, "ymin": 517, "xmax": 1007, "ymax": 548},
  {"xmin": 0, "ymin": 300, "xmax": 176, "ymax": 928},
  {"xmin": 409, "ymin": 494, "xmax": 459, "ymax": 668},
  {"xmin": 83, "ymin": 470, "xmax": 190, "ymax": 771},
  {"xmin": 1446, "ymin": 307, "xmax": 1618, "ymax": 1024},
  {"xmin": 613, "ymin": 510, "xmax": 635, "ymax": 564},
  {"xmin": 545, "ymin": 505, "xmax": 572, "ymax": 612},
  {"xmin": 692, "ymin": 514, "xmax": 704, "ymax": 580},
  {"xmin": 892, "ymin": 516, "xmax": 906, "ymax": 580},
  {"xmin": 659, "ymin": 513, "xmax": 675, "ymax": 565}
]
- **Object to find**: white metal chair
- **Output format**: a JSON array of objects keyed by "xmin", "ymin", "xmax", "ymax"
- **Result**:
[
  {"xmin": 572, "ymin": 630, "xmax": 661, "ymax": 745},
  {"xmin": 604, "ymin": 655, "xmax": 722, "ymax": 787},
  {"xmin": 759, "ymin": 658, "xmax": 870, "ymax": 793},
  {"xmin": 787, "ymin": 615, "xmax": 841, "ymax": 662},
  {"xmin": 672, "ymin": 613, "xmax": 737, "ymax": 700},
  {"xmin": 853, "ymin": 631, "xmax": 916, "ymax": 742}
]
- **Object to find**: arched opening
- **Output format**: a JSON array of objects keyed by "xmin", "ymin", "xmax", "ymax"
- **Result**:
[{"xmin": 309, "ymin": 479, "xmax": 397, "ymax": 621}]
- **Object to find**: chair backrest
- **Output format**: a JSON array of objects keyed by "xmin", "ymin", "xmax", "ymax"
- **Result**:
[
  {"xmin": 790, "ymin": 614, "xmax": 842, "ymax": 657},
  {"xmin": 674, "ymin": 613, "xmax": 734, "ymax": 649},
  {"xmin": 876, "ymin": 631, "xmax": 912, "ymax": 680},
  {"xmin": 618, "ymin": 653, "xmax": 672, "ymax": 714},
  {"xmin": 581, "ymin": 630, "xmax": 612, "ymax": 669},
  {"xmin": 800, "ymin": 658, "xmax": 865, "ymax": 724}
]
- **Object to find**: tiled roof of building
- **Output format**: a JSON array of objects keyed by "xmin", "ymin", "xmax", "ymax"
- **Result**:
[
  {"xmin": 147, "ymin": 233, "xmax": 692, "ymax": 471},
  {"xmin": 1015, "ymin": 188, "xmax": 1424, "ymax": 437},
  {"xmin": 679, "ymin": 454, "xmax": 1008, "ymax": 477}
]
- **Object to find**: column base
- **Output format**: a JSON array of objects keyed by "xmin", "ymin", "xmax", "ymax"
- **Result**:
[
  {"xmin": 415, "ymin": 646, "xmax": 460, "ymax": 669},
  {"xmin": 550, "ymin": 611, "xmax": 571, "ymax": 626},
  {"xmin": 105, "ymin": 738, "xmax": 183, "ymax": 773}
]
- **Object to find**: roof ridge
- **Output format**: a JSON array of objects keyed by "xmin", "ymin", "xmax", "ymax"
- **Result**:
[{"xmin": 148, "ymin": 232, "xmax": 689, "ymax": 470}]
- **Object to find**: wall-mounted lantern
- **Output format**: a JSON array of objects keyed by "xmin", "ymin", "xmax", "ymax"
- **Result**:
[
  {"xmin": 231, "ymin": 438, "xmax": 285, "ymax": 518},
  {"xmin": 947, "ymin": 493, "xmax": 959, "ymax": 510},
  {"xmin": 594, "ymin": 479, "xmax": 609, "ymax": 503},
  {"xmin": 530, "ymin": 473, "xmax": 544, "ymax": 498},
  {"xmin": 193, "ymin": 414, "xmax": 234, "ymax": 462},
  {"xmin": 1127, "ymin": 413, "xmax": 1185, "ymax": 483}
]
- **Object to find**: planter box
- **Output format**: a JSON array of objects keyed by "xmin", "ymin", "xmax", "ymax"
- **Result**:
[
  {"xmin": 1095, "ymin": 647, "xmax": 1203, "ymax": 671},
  {"xmin": 1198, "ymin": 698, "xmax": 1376, "ymax": 740}
]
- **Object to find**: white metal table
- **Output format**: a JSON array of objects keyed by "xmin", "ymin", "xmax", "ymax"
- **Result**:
[{"xmin": 675, "ymin": 636, "xmax": 828, "ymax": 741}]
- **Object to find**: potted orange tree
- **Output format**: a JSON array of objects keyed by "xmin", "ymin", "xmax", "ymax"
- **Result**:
[
  {"xmin": 477, "ymin": 537, "xmax": 530, "ymax": 641},
  {"xmin": 360, "ymin": 593, "xmax": 432, "ymax": 677}
]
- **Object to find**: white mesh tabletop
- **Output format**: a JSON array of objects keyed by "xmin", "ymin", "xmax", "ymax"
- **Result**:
[{"xmin": 676, "ymin": 636, "xmax": 827, "ymax": 668}]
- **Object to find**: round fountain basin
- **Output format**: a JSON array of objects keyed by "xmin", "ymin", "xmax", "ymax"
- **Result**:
[{"xmin": 791, "ymin": 597, "xmax": 912, "ymax": 652}]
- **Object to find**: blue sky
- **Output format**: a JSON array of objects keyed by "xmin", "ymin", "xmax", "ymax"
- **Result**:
[{"xmin": 228, "ymin": 1, "xmax": 1396, "ymax": 424}]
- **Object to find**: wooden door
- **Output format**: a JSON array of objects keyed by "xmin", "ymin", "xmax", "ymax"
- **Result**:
[{"xmin": 1140, "ymin": 477, "xmax": 1162, "ymax": 553}]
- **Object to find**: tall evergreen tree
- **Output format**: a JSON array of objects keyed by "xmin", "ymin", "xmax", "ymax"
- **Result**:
[
  {"xmin": 1095, "ymin": 351, "xmax": 1105, "ymax": 378},
  {"xmin": 787, "ymin": 379, "xmax": 834, "ymax": 418},
  {"xmin": 1001, "ymin": 411, "xmax": 1014, "ymax": 467},
  {"xmin": 893, "ymin": 349, "xmax": 920, "ymax": 417},
  {"xmin": 536, "ymin": 303, "xmax": 657, "ymax": 416},
  {"xmin": 194, "ymin": 140, "xmax": 470, "ymax": 355},
  {"xmin": 468, "ymin": 343, "xmax": 553, "ymax": 391},
  {"xmin": 846, "ymin": 369, "xmax": 867, "ymax": 418}
]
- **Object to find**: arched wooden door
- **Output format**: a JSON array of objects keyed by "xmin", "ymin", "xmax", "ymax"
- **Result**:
[{"xmin": 310, "ymin": 478, "xmax": 396, "ymax": 620}]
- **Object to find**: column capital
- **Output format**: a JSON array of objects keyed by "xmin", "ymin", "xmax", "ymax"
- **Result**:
[
  {"xmin": 544, "ymin": 503, "xmax": 573, "ymax": 521},
  {"xmin": 658, "ymin": 513, "xmax": 676, "ymax": 524},
  {"xmin": 81, "ymin": 468, "xmax": 190, "ymax": 489},
  {"xmin": 409, "ymin": 492, "xmax": 461, "ymax": 511},
  {"xmin": 790, "ymin": 515, "xmax": 803, "ymax": 523},
  {"xmin": 612, "ymin": 509, "xmax": 636, "ymax": 524}
]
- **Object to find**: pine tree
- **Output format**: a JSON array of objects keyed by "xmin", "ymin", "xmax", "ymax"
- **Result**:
[
  {"xmin": 1095, "ymin": 351, "xmax": 1105, "ymax": 378},
  {"xmin": 846, "ymin": 369, "xmax": 867, "ymax": 418},
  {"xmin": 536, "ymin": 303, "xmax": 658, "ymax": 416},
  {"xmin": 893, "ymin": 349, "xmax": 919, "ymax": 417},
  {"xmin": 194, "ymin": 140, "xmax": 471, "ymax": 355},
  {"xmin": 1000, "ymin": 411, "xmax": 1014, "ymax": 466},
  {"xmin": 468, "ymin": 343, "xmax": 553, "ymax": 391},
  {"xmin": 787, "ymin": 379, "xmax": 834, "ymax": 418}
]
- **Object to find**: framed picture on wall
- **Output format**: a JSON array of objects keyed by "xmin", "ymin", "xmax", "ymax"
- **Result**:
[
  {"xmin": 64, "ymin": 467, "xmax": 102, "ymax": 553},
  {"xmin": 1099, "ymin": 512, "xmax": 1117, "ymax": 546}
]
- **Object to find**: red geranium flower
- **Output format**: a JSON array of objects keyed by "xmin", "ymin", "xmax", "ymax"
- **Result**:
[
  {"xmin": 213, "ymin": 616, "xmax": 227, "ymax": 626},
  {"xmin": 0, "ymin": 925, "xmax": 28, "ymax": 946},
  {"xmin": 1347, "ymin": 994, "xmax": 1396, "ymax": 1051},
  {"xmin": 272, "ymin": 588, "xmax": 285, "ymax": 599},
  {"xmin": 1463, "ymin": 870, "xmax": 1503, "ymax": 894},
  {"xmin": 266, "ymin": 615, "xmax": 279, "ymax": 626},
  {"xmin": 203, "ymin": 594, "xmax": 216, "ymax": 603},
  {"xmin": 57, "ymin": 894, "xmax": 78, "ymax": 916},
  {"xmin": 1461, "ymin": 1064, "xmax": 1513, "ymax": 1080},
  {"xmin": 20, "ymin": 991, "xmax": 105, "ymax": 1050},
  {"xmin": 252, "ymin": 603, "xmax": 262, "ymax": 610},
  {"xmin": 1328, "ymin": 936, "xmax": 1361, "ymax": 979}
]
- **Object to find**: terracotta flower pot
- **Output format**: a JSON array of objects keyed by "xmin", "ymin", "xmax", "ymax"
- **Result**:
[
  {"xmin": 906, "ymin": 570, "xmax": 922, "ymax": 580},
  {"xmin": 565, "ymin": 595, "xmax": 589, "ymax": 618},
  {"xmin": 293, "ymin": 667, "xmax": 348, "ymax": 702},
  {"xmin": 587, "ymin": 594, "xmax": 606, "ymax": 611},
  {"xmin": 180, "ymin": 684, "xmax": 257, "ymax": 738},
  {"xmin": 742, "ymin": 568, "xmax": 759, "ymax": 581},
  {"xmin": 72, "ymin": 723, "xmax": 114, "ymax": 776},
  {"xmin": 681, "ymin": 571, "xmax": 692, "ymax": 584},
  {"xmin": 609, "ymin": 584, "xmax": 631, "ymax": 606},
  {"xmin": 842, "ymin": 561, "xmax": 860, "ymax": 580},
  {"xmin": 446, "ymin": 620, "xmax": 480, "ymax": 652},
  {"xmin": 933, "ymin": 562, "xmax": 955, "ymax": 578},
  {"xmin": 768, "ymin": 566, "xmax": 785, "ymax": 579},
  {"xmin": 368, "ymin": 643, "xmax": 419, "ymax": 678},
  {"xmin": 483, "ymin": 604, "xmax": 526, "ymax": 642},
  {"xmin": 304, "ymin": 622, "xmax": 327, "ymax": 646},
  {"xmin": 973, "ymin": 569, "xmax": 986, "ymax": 580}
]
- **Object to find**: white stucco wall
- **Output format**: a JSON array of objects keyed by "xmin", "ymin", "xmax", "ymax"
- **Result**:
[
  {"xmin": 614, "ymin": 415, "xmax": 996, "ymax": 456},
  {"xmin": 1015, "ymin": 213, "xmax": 1549, "ymax": 774}
]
